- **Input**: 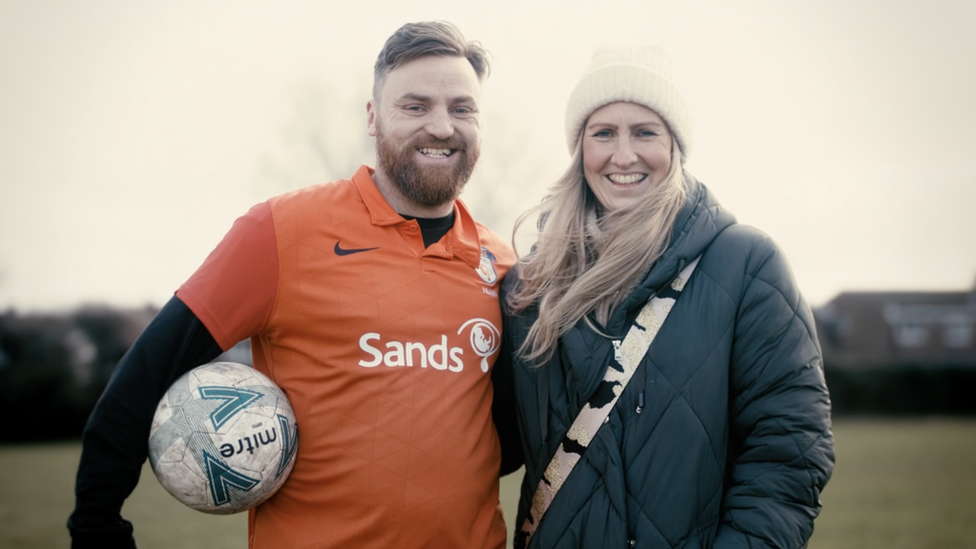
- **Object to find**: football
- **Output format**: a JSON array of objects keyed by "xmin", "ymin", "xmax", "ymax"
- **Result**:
[{"xmin": 148, "ymin": 361, "xmax": 298, "ymax": 514}]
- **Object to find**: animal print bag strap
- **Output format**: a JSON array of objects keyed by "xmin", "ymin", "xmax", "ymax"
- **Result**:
[{"xmin": 515, "ymin": 256, "xmax": 701, "ymax": 549}]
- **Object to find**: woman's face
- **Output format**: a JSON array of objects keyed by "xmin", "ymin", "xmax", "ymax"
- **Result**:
[{"xmin": 582, "ymin": 102, "xmax": 673, "ymax": 212}]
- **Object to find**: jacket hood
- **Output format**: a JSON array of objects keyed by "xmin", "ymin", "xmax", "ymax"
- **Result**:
[{"xmin": 608, "ymin": 175, "xmax": 736, "ymax": 333}]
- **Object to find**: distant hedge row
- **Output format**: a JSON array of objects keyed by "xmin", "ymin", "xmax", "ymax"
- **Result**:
[
  {"xmin": 0, "ymin": 306, "xmax": 157, "ymax": 442},
  {"xmin": 824, "ymin": 365, "xmax": 976, "ymax": 416},
  {"xmin": 2, "ymin": 304, "xmax": 973, "ymax": 442}
]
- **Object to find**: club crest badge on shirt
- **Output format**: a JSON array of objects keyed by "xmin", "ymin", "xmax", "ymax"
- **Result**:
[{"xmin": 475, "ymin": 247, "xmax": 498, "ymax": 284}]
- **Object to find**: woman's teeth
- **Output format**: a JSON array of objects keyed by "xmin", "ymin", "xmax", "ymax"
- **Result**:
[{"xmin": 607, "ymin": 174, "xmax": 645, "ymax": 184}]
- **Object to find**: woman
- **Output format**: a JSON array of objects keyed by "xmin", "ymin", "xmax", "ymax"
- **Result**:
[{"xmin": 500, "ymin": 46, "xmax": 834, "ymax": 548}]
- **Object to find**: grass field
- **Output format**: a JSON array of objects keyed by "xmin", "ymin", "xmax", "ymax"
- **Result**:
[{"xmin": 2, "ymin": 418, "xmax": 974, "ymax": 548}]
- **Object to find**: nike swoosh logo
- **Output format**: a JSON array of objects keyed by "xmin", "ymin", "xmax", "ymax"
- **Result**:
[{"xmin": 334, "ymin": 241, "xmax": 379, "ymax": 256}]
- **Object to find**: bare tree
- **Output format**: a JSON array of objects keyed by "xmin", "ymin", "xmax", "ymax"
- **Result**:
[
  {"xmin": 462, "ymin": 107, "xmax": 553, "ymax": 243},
  {"xmin": 259, "ymin": 72, "xmax": 375, "ymax": 196}
]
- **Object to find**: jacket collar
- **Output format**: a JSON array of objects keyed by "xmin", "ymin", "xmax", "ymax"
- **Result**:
[{"xmin": 607, "ymin": 175, "xmax": 737, "ymax": 333}]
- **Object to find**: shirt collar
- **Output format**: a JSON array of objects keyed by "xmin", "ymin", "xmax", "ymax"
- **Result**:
[{"xmin": 351, "ymin": 165, "xmax": 485, "ymax": 268}]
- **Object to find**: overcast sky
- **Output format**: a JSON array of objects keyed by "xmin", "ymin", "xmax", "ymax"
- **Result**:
[{"xmin": 1, "ymin": 0, "xmax": 974, "ymax": 312}]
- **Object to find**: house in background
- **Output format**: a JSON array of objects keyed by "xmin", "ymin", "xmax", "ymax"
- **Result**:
[
  {"xmin": 813, "ymin": 278, "xmax": 976, "ymax": 414},
  {"xmin": 816, "ymin": 283, "xmax": 976, "ymax": 368}
]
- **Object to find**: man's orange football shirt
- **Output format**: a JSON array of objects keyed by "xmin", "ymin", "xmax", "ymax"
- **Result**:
[{"xmin": 177, "ymin": 165, "xmax": 516, "ymax": 548}]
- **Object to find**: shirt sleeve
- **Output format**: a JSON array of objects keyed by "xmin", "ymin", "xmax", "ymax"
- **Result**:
[{"xmin": 176, "ymin": 201, "xmax": 279, "ymax": 351}]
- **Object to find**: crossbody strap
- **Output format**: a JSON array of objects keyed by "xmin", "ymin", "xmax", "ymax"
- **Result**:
[{"xmin": 515, "ymin": 256, "xmax": 701, "ymax": 549}]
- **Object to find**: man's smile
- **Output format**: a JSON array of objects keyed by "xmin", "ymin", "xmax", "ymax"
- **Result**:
[{"xmin": 418, "ymin": 147, "xmax": 455, "ymax": 158}]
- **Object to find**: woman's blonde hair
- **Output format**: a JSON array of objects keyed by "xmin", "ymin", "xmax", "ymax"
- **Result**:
[{"xmin": 508, "ymin": 125, "xmax": 687, "ymax": 364}]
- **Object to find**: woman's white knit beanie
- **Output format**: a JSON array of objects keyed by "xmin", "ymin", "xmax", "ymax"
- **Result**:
[{"xmin": 565, "ymin": 45, "xmax": 692, "ymax": 158}]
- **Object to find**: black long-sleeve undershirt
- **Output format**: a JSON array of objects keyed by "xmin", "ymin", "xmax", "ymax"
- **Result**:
[{"xmin": 68, "ymin": 296, "xmax": 223, "ymax": 549}]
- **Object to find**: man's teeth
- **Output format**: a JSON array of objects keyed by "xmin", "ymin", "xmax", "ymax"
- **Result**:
[
  {"xmin": 608, "ymin": 174, "xmax": 646, "ymax": 184},
  {"xmin": 419, "ymin": 148, "xmax": 453, "ymax": 158}
]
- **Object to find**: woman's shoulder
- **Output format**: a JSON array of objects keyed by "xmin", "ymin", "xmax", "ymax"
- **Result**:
[
  {"xmin": 707, "ymin": 223, "xmax": 782, "ymax": 265},
  {"xmin": 698, "ymin": 223, "xmax": 803, "ymax": 302},
  {"xmin": 499, "ymin": 263, "xmax": 531, "ymax": 316},
  {"xmin": 500, "ymin": 262, "xmax": 523, "ymax": 291}
]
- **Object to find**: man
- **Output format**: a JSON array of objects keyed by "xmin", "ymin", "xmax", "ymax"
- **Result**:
[{"xmin": 68, "ymin": 21, "xmax": 518, "ymax": 549}]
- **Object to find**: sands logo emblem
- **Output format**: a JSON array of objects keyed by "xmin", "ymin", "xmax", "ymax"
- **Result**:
[{"xmin": 458, "ymin": 318, "xmax": 500, "ymax": 373}]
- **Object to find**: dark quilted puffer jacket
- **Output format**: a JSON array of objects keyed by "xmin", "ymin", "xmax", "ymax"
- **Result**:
[{"xmin": 497, "ymin": 176, "xmax": 835, "ymax": 549}]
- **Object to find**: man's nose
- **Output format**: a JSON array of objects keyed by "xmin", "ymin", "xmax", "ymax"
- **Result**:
[{"xmin": 424, "ymin": 109, "xmax": 455, "ymax": 140}]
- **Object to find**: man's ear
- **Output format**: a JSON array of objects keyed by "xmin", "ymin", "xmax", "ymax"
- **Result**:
[{"xmin": 366, "ymin": 100, "xmax": 378, "ymax": 137}]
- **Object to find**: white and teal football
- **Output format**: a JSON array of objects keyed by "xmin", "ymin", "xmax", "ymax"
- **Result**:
[{"xmin": 148, "ymin": 361, "xmax": 298, "ymax": 514}]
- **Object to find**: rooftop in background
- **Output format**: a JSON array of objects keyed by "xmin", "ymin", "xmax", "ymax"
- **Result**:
[{"xmin": 815, "ymin": 277, "xmax": 976, "ymax": 369}]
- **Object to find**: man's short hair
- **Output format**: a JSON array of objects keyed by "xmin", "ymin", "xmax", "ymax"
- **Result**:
[{"xmin": 372, "ymin": 21, "xmax": 490, "ymax": 100}]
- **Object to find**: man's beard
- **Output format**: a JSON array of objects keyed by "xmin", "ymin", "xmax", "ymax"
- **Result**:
[{"xmin": 374, "ymin": 125, "xmax": 479, "ymax": 208}]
